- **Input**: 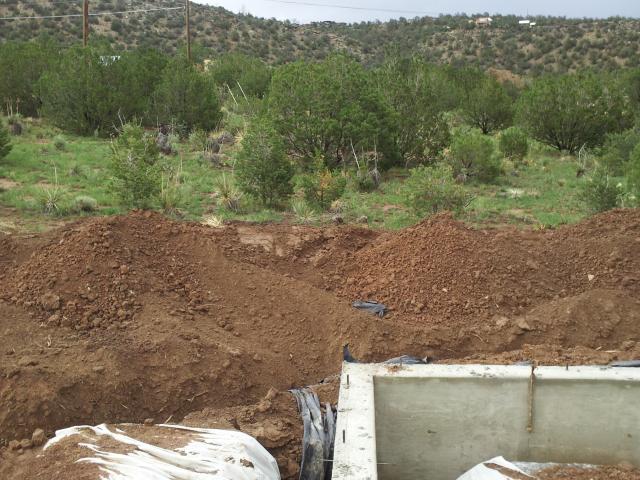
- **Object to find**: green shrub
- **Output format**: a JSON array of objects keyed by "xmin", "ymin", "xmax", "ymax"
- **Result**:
[
  {"xmin": 448, "ymin": 128, "xmax": 502, "ymax": 183},
  {"xmin": 627, "ymin": 143, "xmax": 640, "ymax": 197},
  {"xmin": 159, "ymin": 174, "xmax": 184, "ymax": 214},
  {"xmin": 188, "ymin": 128, "xmax": 209, "ymax": 152},
  {"xmin": 109, "ymin": 123, "xmax": 161, "ymax": 208},
  {"xmin": 7, "ymin": 114, "xmax": 23, "ymax": 135},
  {"xmin": 581, "ymin": 166, "xmax": 622, "ymax": 213},
  {"xmin": 462, "ymin": 74, "xmax": 514, "ymax": 134},
  {"xmin": 0, "ymin": 122, "xmax": 12, "ymax": 160},
  {"xmin": 353, "ymin": 170, "xmax": 378, "ymax": 192},
  {"xmin": 400, "ymin": 164, "xmax": 470, "ymax": 215},
  {"xmin": 268, "ymin": 54, "xmax": 398, "ymax": 169},
  {"xmin": 38, "ymin": 47, "xmax": 166, "ymax": 136},
  {"xmin": 53, "ymin": 134, "xmax": 67, "ymax": 151},
  {"xmin": 73, "ymin": 195, "xmax": 98, "ymax": 212},
  {"xmin": 516, "ymin": 73, "xmax": 632, "ymax": 153},
  {"xmin": 499, "ymin": 127, "xmax": 529, "ymax": 163},
  {"xmin": 151, "ymin": 57, "xmax": 222, "ymax": 134},
  {"xmin": 209, "ymin": 53, "xmax": 272, "ymax": 98},
  {"xmin": 599, "ymin": 129, "xmax": 640, "ymax": 175},
  {"xmin": 235, "ymin": 117, "xmax": 293, "ymax": 206},
  {"xmin": 299, "ymin": 159, "xmax": 347, "ymax": 211}
]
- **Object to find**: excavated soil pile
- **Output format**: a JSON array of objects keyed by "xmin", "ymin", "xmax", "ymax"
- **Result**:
[
  {"xmin": 1, "ymin": 209, "xmax": 640, "ymax": 479},
  {"xmin": 332, "ymin": 210, "xmax": 640, "ymax": 350},
  {"xmin": 0, "ymin": 211, "xmax": 430, "ymax": 478},
  {"xmin": 2, "ymin": 213, "xmax": 208, "ymax": 331}
]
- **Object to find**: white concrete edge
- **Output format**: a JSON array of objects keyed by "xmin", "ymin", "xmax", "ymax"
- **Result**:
[
  {"xmin": 332, "ymin": 363, "xmax": 378, "ymax": 480},
  {"xmin": 340, "ymin": 363, "xmax": 640, "ymax": 382},
  {"xmin": 331, "ymin": 362, "xmax": 640, "ymax": 480}
]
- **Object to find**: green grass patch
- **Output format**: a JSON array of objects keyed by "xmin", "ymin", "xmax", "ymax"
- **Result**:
[{"xmin": 0, "ymin": 123, "xmax": 599, "ymax": 231}]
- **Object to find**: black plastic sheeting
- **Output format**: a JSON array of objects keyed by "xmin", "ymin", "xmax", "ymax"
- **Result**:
[
  {"xmin": 352, "ymin": 300, "xmax": 387, "ymax": 317},
  {"xmin": 343, "ymin": 344, "xmax": 429, "ymax": 365},
  {"xmin": 291, "ymin": 388, "xmax": 336, "ymax": 480}
]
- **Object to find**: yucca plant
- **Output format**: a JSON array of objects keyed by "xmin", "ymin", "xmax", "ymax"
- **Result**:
[
  {"xmin": 214, "ymin": 174, "xmax": 242, "ymax": 212},
  {"xmin": 291, "ymin": 199, "xmax": 316, "ymax": 224},
  {"xmin": 37, "ymin": 185, "xmax": 68, "ymax": 215}
]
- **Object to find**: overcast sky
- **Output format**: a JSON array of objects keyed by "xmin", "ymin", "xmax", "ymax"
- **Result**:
[{"xmin": 201, "ymin": 0, "xmax": 640, "ymax": 23}]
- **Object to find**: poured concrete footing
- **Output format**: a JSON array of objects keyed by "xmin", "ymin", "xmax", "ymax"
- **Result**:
[{"xmin": 332, "ymin": 363, "xmax": 640, "ymax": 480}]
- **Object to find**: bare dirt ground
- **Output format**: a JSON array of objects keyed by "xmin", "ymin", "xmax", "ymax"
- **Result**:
[{"xmin": 1, "ymin": 209, "xmax": 639, "ymax": 478}]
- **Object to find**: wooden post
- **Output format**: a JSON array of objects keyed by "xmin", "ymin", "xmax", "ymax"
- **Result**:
[
  {"xmin": 185, "ymin": 0, "xmax": 191, "ymax": 62},
  {"xmin": 82, "ymin": 0, "xmax": 89, "ymax": 47}
]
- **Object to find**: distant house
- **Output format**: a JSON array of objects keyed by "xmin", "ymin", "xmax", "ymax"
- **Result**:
[
  {"xmin": 475, "ymin": 17, "xmax": 493, "ymax": 26},
  {"xmin": 518, "ymin": 19, "xmax": 537, "ymax": 27},
  {"xmin": 99, "ymin": 55, "xmax": 121, "ymax": 65}
]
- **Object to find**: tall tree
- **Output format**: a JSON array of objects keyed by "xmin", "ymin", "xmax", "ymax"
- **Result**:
[
  {"xmin": 268, "ymin": 53, "xmax": 399, "ymax": 169},
  {"xmin": 462, "ymin": 75, "xmax": 514, "ymax": 134},
  {"xmin": 375, "ymin": 58, "xmax": 452, "ymax": 167},
  {"xmin": 516, "ymin": 73, "xmax": 632, "ymax": 154}
]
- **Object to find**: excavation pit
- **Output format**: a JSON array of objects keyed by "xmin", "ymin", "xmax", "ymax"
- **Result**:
[{"xmin": 332, "ymin": 363, "xmax": 640, "ymax": 480}]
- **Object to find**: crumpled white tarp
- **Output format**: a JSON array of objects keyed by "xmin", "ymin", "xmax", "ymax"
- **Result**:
[
  {"xmin": 457, "ymin": 456, "xmax": 532, "ymax": 480},
  {"xmin": 43, "ymin": 423, "xmax": 281, "ymax": 480}
]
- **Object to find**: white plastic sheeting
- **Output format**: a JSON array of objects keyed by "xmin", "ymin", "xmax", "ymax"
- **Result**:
[
  {"xmin": 43, "ymin": 423, "xmax": 281, "ymax": 480},
  {"xmin": 456, "ymin": 457, "xmax": 531, "ymax": 480}
]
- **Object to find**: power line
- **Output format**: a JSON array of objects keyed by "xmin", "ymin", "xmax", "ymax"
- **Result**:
[
  {"xmin": 264, "ymin": 0, "xmax": 438, "ymax": 17},
  {"xmin": 0, "ymin": 5, "xmax": 183, "ymax": 19}
]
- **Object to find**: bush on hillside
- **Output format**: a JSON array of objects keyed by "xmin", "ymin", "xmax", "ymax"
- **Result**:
[
  {"xmin": 39, "ymin": 47, "xmax": 167, "ymax": 135},
  {"xmin": 599, "ymin": 129, "xmax": 640, "ymax": 176},
  {"xmin": 516, "ymin": 73, "xmax": 632, "ymax": 154},
  {"xmin": 235, "ymin": 117, "xmax": 294, "ymax": 206},
  {"xmin": 268, "ymin": 53, "xmax": 399, "ymax": 169},
  {"xmin": 499, "ymin": 126, "xmax": 529, "ymax": 163},
  {"xmin": 375, "ymin": 58, "xmax": 452, "ymax": 166},
  {"xmin": 109, "ymin": 123, "xmax": 162, "ymax": 208},
  {"xmin": 0, "ymin": 40, "xmax": 58, "ymax": 117},
  {"xmin": 209, "ymin": 53, "xmax": 272, "ymax": 98},
  {"xmin": 151, "ymin": 57, "xmax": 223, "ymax": 135},
  {"xmin": 53, "ymin": 134, "xmax": 67, "ymax": 151},
  {"xmin": 401, "ymin": 164, "xmax": 469, "ymax": 215},
  {"xmin": 448, "ymin": 128, "xmax": 502, "ymax": 183},
  {"xmin": 627, "ymin": 143, "xmax": 640, "ymax": 198},
  {"xmin": 0, "ymin": 122, "xmax": 12, "ymax": 160},
  {"xmin": 73, "ymin": 195, "xmax": 98, "ymax": 212},
  {"xmin": 462, "ymin": 74, "xmax": 514, "ymax": 134},
  {"xmin": 581, "ymin": 165, "xmax": 622, "ymax": 213},
  {"xmin": 299, "ymin": 157, "xmax": 347, "ymax": 211}
]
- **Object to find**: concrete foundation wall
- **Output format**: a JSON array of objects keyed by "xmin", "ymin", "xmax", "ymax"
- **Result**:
[{"xmin": 332, "ymin": 364, "xmax": 640, "ymax": 480}]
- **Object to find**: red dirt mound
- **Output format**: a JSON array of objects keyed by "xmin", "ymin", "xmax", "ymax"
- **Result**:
[
  {"xmin": 0, "ymin": 212, "xmax": 439, "ymax": 453},
  {"xmin": 332, "ymin": 210, "xmax": 640, "ymax": 346}
]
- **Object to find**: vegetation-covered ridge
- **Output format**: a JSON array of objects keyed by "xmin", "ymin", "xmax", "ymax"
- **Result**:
[{"xmin": 0, "ymin": 1, "xmax": 639, "ymax": 73}]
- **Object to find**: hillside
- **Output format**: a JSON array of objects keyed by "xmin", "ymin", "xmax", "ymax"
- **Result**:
[{"xmin": 0, "ymin": 0, "xmax": 640, "ymax": 73}]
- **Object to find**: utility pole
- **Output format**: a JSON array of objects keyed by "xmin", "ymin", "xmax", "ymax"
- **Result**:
[
  {"xmin": 185, "ymin": 0, "xmax": 191, "ymax": 62},
  {"xmin": 82, "ymin": 0, "xmax": 89, "ymax": 47}
]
